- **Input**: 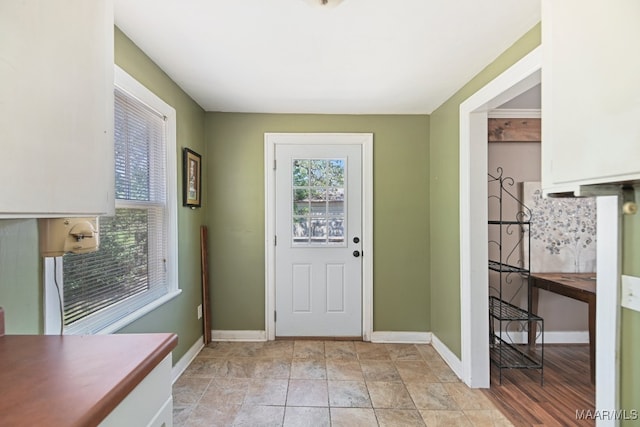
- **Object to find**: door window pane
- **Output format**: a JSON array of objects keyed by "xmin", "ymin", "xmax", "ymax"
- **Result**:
[
  {"xmin": 292, "ymin": 158, "xmax": 345, "ymax": 245},
  {"xmin": 328, "ymin": 218, "xmax": 345, "ymax": 242},
  {"xmin": 327, "ymin": 160, "xmax": 345, "ymax": 186},
  {"xmin": 310, "ymin": 160, "xmax": 327, "ymax": 186},
  {"xmin": 310, "ymin": 219, "xmax": 327, "ymax": 242},
  {"xmin": 293, "ymin": 160, "xmax": 310, "ymax": 186},
  {"xmin": 293, "ymin": 189, "xmax": 310, "ymax": 215},
  {"xmin": 293, "ymin": 217, "xmax": 310, "ymax": 242}
]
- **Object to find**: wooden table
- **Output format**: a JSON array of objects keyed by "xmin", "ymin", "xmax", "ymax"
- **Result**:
[{"xmin": 528, "ymin": 272, "xmax": 597, "ymax": 384}]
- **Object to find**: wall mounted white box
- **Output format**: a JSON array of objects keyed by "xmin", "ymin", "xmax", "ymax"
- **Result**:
[{"xmin": 621, "ymin": 275, "xmax": 640, "ymax": 313}]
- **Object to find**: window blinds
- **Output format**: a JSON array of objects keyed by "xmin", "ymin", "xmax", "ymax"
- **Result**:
[{"xmin": 62, "ymin": 88, "xmax": 168, "ymax": 332}]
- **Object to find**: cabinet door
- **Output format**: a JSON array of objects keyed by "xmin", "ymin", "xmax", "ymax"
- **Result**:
[
  {"xmin": 541, "ymin": 0, "xmax": 640, "ymax": 194},
  {"xmin": 0, "ymin": 0, "xmax": 114, "ymax": 217},
  {"xmin": 100, "ymin": 354, "xmax": 173, "ymax": 427}
]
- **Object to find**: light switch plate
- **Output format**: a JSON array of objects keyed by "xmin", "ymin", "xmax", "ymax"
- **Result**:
[{"xmin": 621, "ymin": 275, "xmax": 640, "ymax": 312}]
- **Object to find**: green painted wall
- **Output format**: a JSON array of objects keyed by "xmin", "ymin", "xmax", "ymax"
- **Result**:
[
  {"xmin": 0, "ymin": 220, "xmax": 41, "ymax": 333},
  {"xmin": 0, "ymin": 28, "xmax": 206, "ymax": 365},
  {"xmin": 114, "ymin": 28, "xmax": 206, "ymax": 361},
  {"xmin": 428, "ymin": 23, "xmax": 541, "ymax": 356},
  {"xmin": 205, "ymin": 113, "xmax": 430, "ymax": 332},
  {"xmin": 621, "ymin": 188, "xmax": 640, "ymax": 424}
]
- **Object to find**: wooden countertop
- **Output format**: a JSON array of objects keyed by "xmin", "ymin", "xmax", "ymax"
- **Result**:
[{"xmin": 0, "ymin": 333, "xmax": 177, "ymax": 427}]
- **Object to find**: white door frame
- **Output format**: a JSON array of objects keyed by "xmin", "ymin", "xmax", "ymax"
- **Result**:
[
  {"xmin": 459, "ymin": 45, "xmax": 619, "ymax": 418},
  {"xmin": 459, "ymin": 46, "xmax": 543, "ymax": 388},
  {"xmin": 265, "ymin": 133, "xmax": 374, "ymax": 341}
]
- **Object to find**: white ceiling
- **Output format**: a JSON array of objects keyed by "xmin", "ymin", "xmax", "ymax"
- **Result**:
[{"xmin": 114, "ymin": 0, "xmax": 540, "ymax": 114}]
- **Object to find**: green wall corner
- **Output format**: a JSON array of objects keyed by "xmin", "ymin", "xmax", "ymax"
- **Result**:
[{"xmin": 428, "ymin": 22, "xmax": 541, "ymax": 356}]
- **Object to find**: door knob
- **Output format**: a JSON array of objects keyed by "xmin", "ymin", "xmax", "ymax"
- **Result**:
[{"xmin": 353, "ymin": 250, "xmax": 361, "ymax": 257}]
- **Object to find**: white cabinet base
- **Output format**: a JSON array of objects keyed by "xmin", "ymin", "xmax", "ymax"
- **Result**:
[{"xmin": 100, "ymin": 354, "xmax": 173, "ymax": 427}]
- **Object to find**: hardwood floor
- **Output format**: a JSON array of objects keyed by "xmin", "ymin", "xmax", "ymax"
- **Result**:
[{"xmin": 483, "ymin": 344, "xmax": 595, "ymax": 426}]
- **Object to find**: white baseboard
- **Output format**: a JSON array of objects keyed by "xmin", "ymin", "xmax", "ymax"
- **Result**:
[
  {"xmin": 425, "ymin": 331, "xmax": 588, "ymax": 390},
  {"xmin": 370, "ymin": 331, "xmax": 431, "ymax": 344},
  {"xmin": 209, "ymin": 330, "xmax": 434, "ymax": 344},
  {"xmin": 172, "ymin": 335, "xmax": 204, "ymax": 383},
  {"xmin": 431, "ymin": 334, "xmax": 463, "ymax": 380},
  {"xmin": 211, "ymin": 330, "xmax": 267, "ymax": 342},
  {"xmin": 543, "ymin": 330, "xmax": 590, "ymax": 344},
  {"xmin": 495, "ymin": 330, "xmax": 589, "ymax": 344}
]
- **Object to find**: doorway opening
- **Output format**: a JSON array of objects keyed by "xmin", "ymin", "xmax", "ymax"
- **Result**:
[
  {"xmin": 459, "ymin": 46, "xmax": 619, "ymax": 418},
  {"xmin": 485, "ymin": 95, "xmax": 597, "ymax": 420}
]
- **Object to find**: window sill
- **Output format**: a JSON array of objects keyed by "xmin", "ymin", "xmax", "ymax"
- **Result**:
[{"xmin": 96, "ymin": 289, "xmax": 183, "ymax": 335}]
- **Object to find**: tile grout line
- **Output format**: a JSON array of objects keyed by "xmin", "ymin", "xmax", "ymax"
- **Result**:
[{"xmin": 174, "ymin": 341, "xmax": 513, "ymax": 426}]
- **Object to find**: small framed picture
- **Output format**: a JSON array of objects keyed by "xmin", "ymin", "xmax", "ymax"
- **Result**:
[{"xmin": 183, "ymin": 148, "xmax": 202, "ymax": 208}]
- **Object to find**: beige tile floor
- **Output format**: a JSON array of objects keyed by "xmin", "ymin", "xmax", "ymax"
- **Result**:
[{"xmin": 173, "ymin": 340, "xmax": 512, "ymax": 426}]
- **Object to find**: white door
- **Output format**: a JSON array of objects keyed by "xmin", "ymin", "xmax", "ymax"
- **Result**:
[{"xmin": 275, "ymin": 143, "xmax": 362, "ymax": 336}]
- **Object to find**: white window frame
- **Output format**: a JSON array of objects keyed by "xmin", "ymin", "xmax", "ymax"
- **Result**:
[{"xmin": 44, "ymin": 65, "xmax": 180, "ymax": 334}]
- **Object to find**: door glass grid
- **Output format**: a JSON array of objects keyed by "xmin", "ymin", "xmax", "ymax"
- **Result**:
[{"xmin": 292, "ymin": 158, "xmax": 345, "ymax": 245}]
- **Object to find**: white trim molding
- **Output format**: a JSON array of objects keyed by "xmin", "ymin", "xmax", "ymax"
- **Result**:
[
  {"xmin": 488, "ymin": 108, "xmax": 541, "ymax": 119},
  {"xmin": 494, "ymin": 330, "xmax": 589, "ymax": 344},
  {"xmin": 370, "ymin": 331, "xmax": 431, "ymax": 344},
  {"xmin": 431, "ymin": 334, "xmax": 463, "ymax": 380},
  {"xmin": 211, "ymin": 330, "xmax": 267, "ymax": 342},
  {"xmin": 264, "ymin": 133, "xmax": 374, "ymax": 341},
  {"xmin": 595, "ymin": 195, "xmax": 621, "ymax": 425},
  {"xmin": 172, "ymin": 335, "xmax": 204, "ymax": 383},
  {"xmin": 459, "ymin": 46, "xmax": 543, "ymax": 388}
]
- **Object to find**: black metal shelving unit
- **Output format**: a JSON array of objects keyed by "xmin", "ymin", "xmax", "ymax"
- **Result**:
[{"xmin": 488, "ymin": 168, "xmax": 543, "ymax": 385}]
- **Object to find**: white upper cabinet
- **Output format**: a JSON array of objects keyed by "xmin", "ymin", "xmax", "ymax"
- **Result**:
[
  {"xmin": 541, "ymin": 0, "xmax": 640, "ymax": 195},
  {"xmin": 0, "ymin": 1, "xmax": 114, "ymax": 217}
]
